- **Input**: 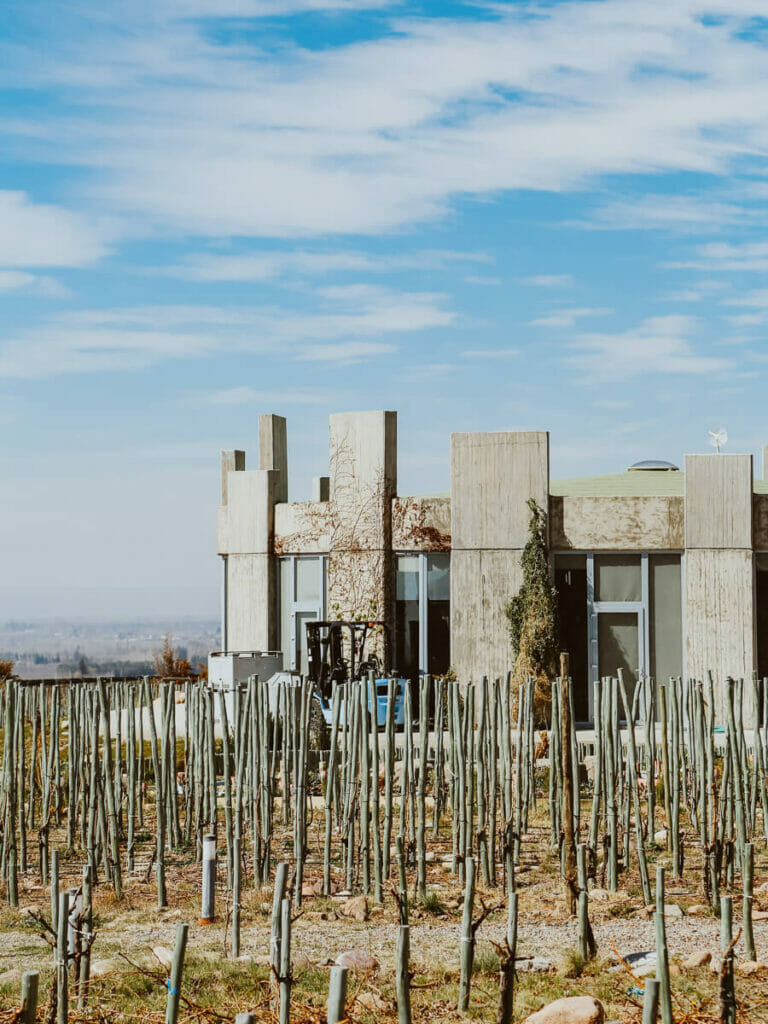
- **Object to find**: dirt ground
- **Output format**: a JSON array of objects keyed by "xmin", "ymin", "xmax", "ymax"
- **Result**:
[{"xmin": 1, "ymin": 795, "xmax": 768, "ymax": 1024}]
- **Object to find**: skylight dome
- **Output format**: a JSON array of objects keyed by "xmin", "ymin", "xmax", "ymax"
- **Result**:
[{"xmin": 627, "ymin": 459, "xmax": 680, "ymax": 471}]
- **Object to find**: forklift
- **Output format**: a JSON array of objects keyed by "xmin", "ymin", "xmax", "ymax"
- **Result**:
[{"xmin": 305, "ymin": 620, "xmax": 406, "ymax": 730}]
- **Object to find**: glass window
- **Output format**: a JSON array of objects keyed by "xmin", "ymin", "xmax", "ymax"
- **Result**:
[
  {"xmin": 296, "ymin": 558, "xmax": 320, "ymax": 603},
  {"xmin": 280, "ymin": 558, "xmax": 293, "ymax": 669},
  {"xmin": 598, "ymin": 612, "xmax": 639, "ymax": 682},
  {"xmin": 396, "ymin": 555, "xmax": 420, "ymax": 680},
  {"xmin": 427, "ymin": 554, "xmax": 450, "ymax": 676},
  {"xmin": 595, "ymin": 554, "xmax": 642, "ymax": 602},
  {"xmin": 395, "ymin": 553, "xmax": 451, "ymax": 681},
  {"xmin": 278, "ymin": 555, "xmax": 326, "ymax": 672},
  {"xmin": 650, "ymin": 554, "xmax": 682, "ymax": 683}
]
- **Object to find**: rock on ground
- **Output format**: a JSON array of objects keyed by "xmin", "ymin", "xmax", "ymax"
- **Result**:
[
  {"xmin": 526, "ymin": 995, "xmax": 604, "ymax": 1024},
  {"xmin": 683, "ymin": 950, "xmax": 711, "ymax": 969},
  {"xmin": 336, "ymin": 949, "xmax": 379, "ymax": 973},
  {"xmin": 152, "ymin": 946, "xmax": 173, "ymax": 970}
]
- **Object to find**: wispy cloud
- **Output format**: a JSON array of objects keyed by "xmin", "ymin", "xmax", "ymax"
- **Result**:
[
  {"xmin": 157, "ymin": 249, "xmax": 489, "ymax": 282},
  {"xmin": 461, "ymin": 348, "xmax": 519, "ymax": 359},
  {"xmin": 202, "ymin": 386, "xmax": 329, "ymax": 405},
  {"xmin": 569, "ymin": 315, "xmax": 732, "ymax": 382},
  {"xmin": 529, "ymin": 307, "xmax": 611, "ymax": 328},
  {"xmin": 578, "ymin": 195, "xmax": 755, "ymax": 232},
  {"xmin": 6, "ymin": 3, "xmax": 768, "ymax": 240},
  {"xmin": 524, "ymin": 275, "xmax": 574, "ymax": 288},
  {"xmin": 0, "ymin": 286, "xmax": 453, "ymax": 378},
  {"xmin": 0, "ymin": 270, "xmax": 69, "ymax": 297},
  {"xmin": 671, "ymin": 242, "xmax": 768, "ymax": 272},
  {"xmin": 0, "ymin": 191, "xmax": 109, "ymax": 268}
]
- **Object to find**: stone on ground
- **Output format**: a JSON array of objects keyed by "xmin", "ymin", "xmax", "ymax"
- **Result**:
[
  {"xmin": 683, "ymin": 950, "xmax": 711, "ymax": 969},
  {"xmin": 341, "ymin": 895, "xmax": 368, "ymax": 922},
  {"xmin": 90, "ymin": 959, "xmax": 124, "ymax": 978},
  {"xmin": 336, "ymin": 950, "xmax": 379, "ymax": 973},
  {"xmin": 152, "ymin": 946, "xmax": 174, "ymax": 970},
  {"xmin": 526, "ymin": 995, "xmax": 604, "ymax": 1024}
]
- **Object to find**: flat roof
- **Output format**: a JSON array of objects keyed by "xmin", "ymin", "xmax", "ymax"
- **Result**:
[
  {"xmin": 551, "ymin": 472, "xmax": 768, "ymax": 497},
  {"xmin": 550, "ymin": 471, "xmax": 685, "ymax": 497},
  {"xmin": 406, "ymin": 475, "xmax": 768, "ymax": 500}
]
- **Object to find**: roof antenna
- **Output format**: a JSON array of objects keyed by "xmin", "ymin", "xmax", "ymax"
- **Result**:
[{"xmin": 708, "ymin": 428, "xmax": 728, "ymax": 454}]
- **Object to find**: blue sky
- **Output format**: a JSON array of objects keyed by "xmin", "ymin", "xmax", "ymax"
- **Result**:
[{"xmin": 2, "ymin": 0, "xmax": 768, "ymax": 619}]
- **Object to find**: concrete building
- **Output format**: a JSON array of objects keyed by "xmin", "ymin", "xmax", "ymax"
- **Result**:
[{"xmin": 217, "ymin": 410, "xmax": 768, "ymax": 723}]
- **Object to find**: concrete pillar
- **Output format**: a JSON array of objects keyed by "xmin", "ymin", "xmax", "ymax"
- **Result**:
[
  {"xmin": 220, "ymin": 449, "xmax": 245, "ymax": 505},
  {"xmin": 327, "ymin": 411, "xmax": 397, "ymax": 656},
  {"xmin": 313, "ymin": 475, "xmax": 330, "ymax": 502},
  {"xmin": 762, "ymin": 444, "xmax": 768, "ymax": 481},
  {"xmin": 684, "ymin": 453, "xmax": 755, "ymax": 722},
  {"xmin": 259, "ymin": 414, "xmax": 288, "ymax": 502},
  {"xmin": 450, "ymin": 431, "xmax": 549, "ymax": 684}
]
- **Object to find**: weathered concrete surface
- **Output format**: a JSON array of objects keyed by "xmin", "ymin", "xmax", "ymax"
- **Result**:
[
  {"xmin": 226, "ymin": 553, "xmax": 275, "ymax": 651},
  {"xmin": 221, "ymin": 469, "xmax": 279, "ymax": 555},
  {"xmin": 450, "ymin": 549, "xmax": 520, "ymax": 682},
  {"xmin": 550, "ymin": 495, "xmax": 683, "ymax": 550},
  {"xmin": 391, "ymin": 496, "xmax": 450, "ymax": 552},
  {"xmin": 451, "ymin": 432, "xmax": 549, "ymax": 550},
  {"xmin": 685, "ymin": 454, "xmax": 752, "ymax": 549},
  {"xmin": 259, "ymin": 413, "xmax": 288, "ymax": 503},
  {"xmin": 450, "ymin": 431, "xmax": 548, "ymax": 683},
  {"xmin": 327, "ymin": 411, "xmax": 397, "ymax": 636},
  {"xmin": 220, "ymin": 449, "xmax": 245, "ymax": 506},
  {"xmin": 312, "ymin": 475, "xmax": 330, "ymax": 502},
  {"xmin": 274, "ymin": 501, "xmax": 332, "ymax": 554},
  {"xmin": 684, "ymin": 454, "xmax": 755, "ymax": 720},
  {"xmin": 685, "ymin": 547, "xmax": 754, "ymax": 720}
]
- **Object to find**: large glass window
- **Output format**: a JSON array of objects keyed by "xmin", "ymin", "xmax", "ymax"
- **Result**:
[
  {"xmin": 279, "ymin": 556, "xmax": 327, "ymax": 671},
  {"xmin": 553, "ymin": 551, "xmax": 682, "ymax": 723},
  {"xmin": 395, "ymin": 553, "xmax": 450, "ymax": 681}
]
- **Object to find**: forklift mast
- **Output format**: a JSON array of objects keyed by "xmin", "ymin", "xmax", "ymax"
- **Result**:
[{"xmin": 305, "ymin": 620, "xmax": 389, "ymax": 699}]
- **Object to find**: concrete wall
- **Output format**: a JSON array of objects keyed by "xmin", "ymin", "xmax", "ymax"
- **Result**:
[
  {"xmin": 550, "ymin": 495, "xmax": 683, "ymax": 551},
  {"xmin": 391, "ymin": 496, "xmax": 450, "ymax": 552},
  {"xmin": 327, "ymin": 412, "xmax": 397, "ymax": 644},
  {"xmin": 684, "ymin": 454, "xmax": 755, "ymax": 719},
  {"xmin": 274, "ymin": 501, "xmax": 332, "ymax": 554},
  {"xmin": 450, "ymin": 431, "xmax": 549, "ymax": 682},
  {"xmin": 217, "ymin": 416, "xmax": 286, "ymax": 652}
]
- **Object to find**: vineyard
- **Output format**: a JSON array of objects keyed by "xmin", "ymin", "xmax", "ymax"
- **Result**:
[{"xmin": 0, "ymin": 671, "xmax": 766, "ymax": 1023}]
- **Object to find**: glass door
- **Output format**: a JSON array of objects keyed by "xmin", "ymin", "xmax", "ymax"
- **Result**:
[{"xmin": 587, "ymin": 553, "xmax": 648, "ymax": 721}]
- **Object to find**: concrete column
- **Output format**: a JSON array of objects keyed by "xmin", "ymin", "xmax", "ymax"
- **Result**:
[
  {"xmin": 450, "ymin": 431, "xmax": 549, "ymax": 684},
  {"xmin": 259, "ymin": 414, "xmax": 288, "ymax": 502},
  {"xmin": 327, "ymin": 411, "xmax": 397, "ymax": 656},
  {"xmin": 312, "ymin": 475, "xmax": 330, "ymax": 502},
  {"xmin": 220, "ymin": 449, "xmax": 245, "ymax": 505},
  {"xmin": 684, "ymin": 453, "xmax": 755, "ymax": 722}
]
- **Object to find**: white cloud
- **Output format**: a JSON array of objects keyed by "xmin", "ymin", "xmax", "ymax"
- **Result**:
[
  {"xmin": 0, "ymin": 191, "xmax": 109, "ymax": 267},
  {"xmin": 0, "ymin": 270, "xmax": 69, "ymax": 296},
  {"xmin": 671, "ymin": 242, "xmax": 768, "ymax": 272},
  {"xmin": 158, "ymin": 249, "xmax": 488, "ymax": 282},
  {"xmin": 524, "ymin": 275, "xmax": 574, "ymax": 288},
  {"xmin": 0, "ymin": 287, "xmax": 453, "ymax": 378},
  {"xmin": 294, "ymin": 341, "xmax": 395, "ymax": 362},
  {"xmin": 203, "ymin": 386, "xmax": 329, "ymax": 405},
  {"xmin": 6, "ymin": 2, "xmax": 768, "ymax": 238},
  {"xmin": 579, "ymin": 195, "xmax": 754, "ymax": 232},
  {"xmin": 529, "ymin": 307, "xmax": 611, "ymax": 328},
  {"xmin": 570, "ymin": 315, "xmax": 732, "ymax": 381},
  {"xmin": 461, "ymin": 348, "xmax": 519, "ymax": 359}
]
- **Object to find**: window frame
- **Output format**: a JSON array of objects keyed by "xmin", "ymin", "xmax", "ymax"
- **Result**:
[
  {"xmin": 278, "ymin": 554, "xmax": 328, "ymax": 672},
  {"xmin": 394, "ymin": 551, "xmax": 450, "ymax": 679},
  {"xmin": 553, "ymin": 549, "xmax": 684, "ymax": 724}
]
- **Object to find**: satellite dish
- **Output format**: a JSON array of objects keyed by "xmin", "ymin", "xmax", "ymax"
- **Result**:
[{"xmin": 708, "ymin": 428, "xmax": 728, "ymax": 453}]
